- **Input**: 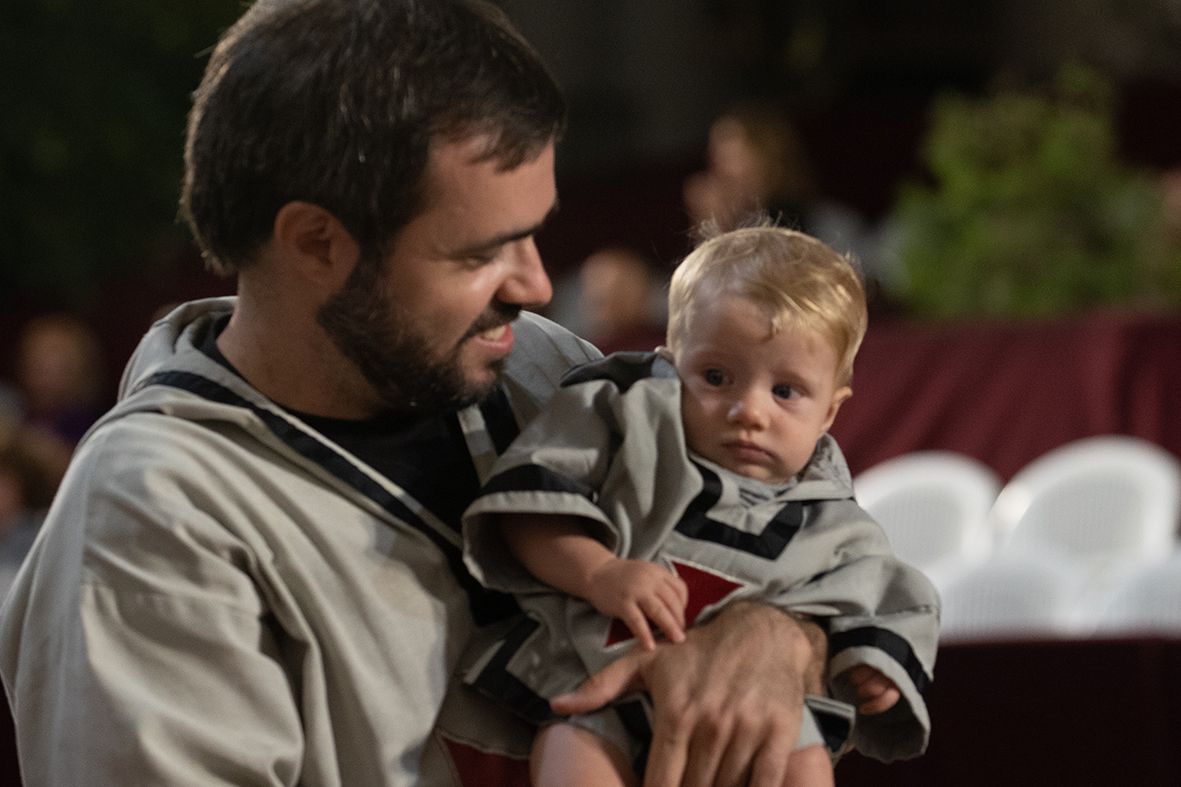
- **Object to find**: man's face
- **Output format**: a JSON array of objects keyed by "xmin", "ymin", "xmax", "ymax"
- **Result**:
[{"xmin": 318, "ymin": 138, "xmax": 556, "ymax": 413}]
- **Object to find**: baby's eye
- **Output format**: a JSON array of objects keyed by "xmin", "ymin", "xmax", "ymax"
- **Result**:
[
  {"xmin": 771, "ymin": 383, "xmax": 798, "ymax": 400},
  {"xmin": 703, "ymin": 368, "xmax": 726, "ymax": 386}
]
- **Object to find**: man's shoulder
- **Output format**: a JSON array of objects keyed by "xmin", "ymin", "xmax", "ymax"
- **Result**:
[{"xmin": 119, "ymin": 297, "xmax": 236, "ymax": 398}]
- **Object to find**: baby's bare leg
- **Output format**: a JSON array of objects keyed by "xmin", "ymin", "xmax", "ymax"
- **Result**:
[
  {"xmin": 780, "ymin": 743, "xmax": 834, "ymax": 787},
  {"xmin": 532, "ymin": 721, "xmax": 638, "ymax": 787}
]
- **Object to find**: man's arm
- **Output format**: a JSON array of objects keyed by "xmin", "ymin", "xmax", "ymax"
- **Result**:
[
  {"xmin": 0, "ymin": 425, "xmax": 305, "ymax": 785},
  {"xmin": 551, "ymin": 600, "xmax": 826, "ymax": 787}
]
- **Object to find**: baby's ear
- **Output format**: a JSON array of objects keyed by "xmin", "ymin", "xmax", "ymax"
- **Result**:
[
  {"xmin": 823, "ymin": 385, "xmax": 853, "ymax": 431},
  {"xmin": 655, "ymin": 345, "xmax": 675, "ymax": 363}
]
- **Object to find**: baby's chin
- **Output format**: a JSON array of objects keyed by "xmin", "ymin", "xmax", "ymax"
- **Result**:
[
  {"xmin": 742, "ymin": 468, "xmax": 796, "ymax": 487},
  {"xmin": 709, "ymin": 454, "xmax": 798, "ymax": 487}
]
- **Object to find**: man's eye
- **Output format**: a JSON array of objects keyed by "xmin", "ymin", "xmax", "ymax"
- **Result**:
[
  {"xmin": 771, "ymin": 383, "xmax": 797, "ymax": 400},
  {"xmin": 465, "ymin": 246, "xmax": 503, "ymax": 266},
  {"xmin": 703, "ymin": 369, "xmax": 725, "ymax": 386}
]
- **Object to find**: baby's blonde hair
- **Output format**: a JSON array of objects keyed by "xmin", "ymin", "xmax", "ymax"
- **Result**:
[{"xmin": 666, "ymin": 222, "xmax": 867, "ymax": 386}]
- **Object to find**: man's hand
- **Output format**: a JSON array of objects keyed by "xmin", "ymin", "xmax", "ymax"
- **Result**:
[
  {"xmin": 843, "ymin": 664, "xmax": 900, "ymax": 716},
  {"xmin": 550, "ymin": 601, "xmax": 826, "ymax": 787},
  {"xmin": 586, "ymin": 558, "xmax": 688, "ymax": 650}
]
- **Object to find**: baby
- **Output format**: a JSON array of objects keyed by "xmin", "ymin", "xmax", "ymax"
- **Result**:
[{"xmin": 463, "ymin": 222, "xmax": 939, "ymax": 786}]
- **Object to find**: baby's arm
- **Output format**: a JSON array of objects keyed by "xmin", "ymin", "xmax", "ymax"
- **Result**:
[
  {"xmin": 500, "ymin": 513, "xmax": 688, "ymax": 650},
  {"xmin": 840, "ymin": 664, "xmax": 901, "ymax": 715}
]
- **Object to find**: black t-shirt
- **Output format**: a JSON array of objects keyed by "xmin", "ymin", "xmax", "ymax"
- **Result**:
[{"xmin": 197, "ymin": 316, "xmax": 500, "ymax": 532}]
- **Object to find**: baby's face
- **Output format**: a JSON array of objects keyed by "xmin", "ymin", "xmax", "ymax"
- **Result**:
[{"xmin": 675, "ymin": 295, "xmax": 851, "ymax": 485}]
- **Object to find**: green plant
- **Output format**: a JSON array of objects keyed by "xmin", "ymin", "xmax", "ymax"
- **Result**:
[{"xmin": 889, "ymin": 66, "xmax": 1181, "ymax": 318}]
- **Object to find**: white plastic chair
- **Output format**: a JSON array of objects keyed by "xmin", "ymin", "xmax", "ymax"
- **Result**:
[
  {"xmin": 1090, "ymin": 548, "xmax": 1181, "ymax": 636},
  {"xmin": 854, "ymin": 451, "xmax": 1002, "ymax": 589},
  {"xmin": 988, "ymin": 436, "xmax": 1181, "ymax": 585},
  {"xmin": 938, "ymin": 551, "xmax": 1090, "ymax": 642}
]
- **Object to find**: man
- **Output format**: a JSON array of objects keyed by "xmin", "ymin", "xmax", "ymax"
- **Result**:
[{"xmin": 0, "ymin": 2, "xmax": 827, "ymax": 785}]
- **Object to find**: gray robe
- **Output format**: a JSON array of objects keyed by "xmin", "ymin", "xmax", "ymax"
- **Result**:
[
  {"xmin": 464, "ymin": 352, "xmax": 940, "ymax": 765},
  {"xmin": 0, "ymin": 297, "xmax": 599, "ymax": 786}
]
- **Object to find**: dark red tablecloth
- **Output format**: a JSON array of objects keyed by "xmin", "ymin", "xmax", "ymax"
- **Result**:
[
  {"xmin": 837, "ymin": 637, "xmax": 1181, "ymax": 786},
  {"xmin": 829, "ymin": 309, "xmax": 1181, "ymax": 480}
]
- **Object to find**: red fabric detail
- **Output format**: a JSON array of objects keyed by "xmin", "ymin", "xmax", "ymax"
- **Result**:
[
  {"xmin": 605, "ymin": 560, "xmax": 746, "ymax": 646},
  {"xmin": 606, "ymin": 617, "xmax": 634, "ymax": 647},
  {"xmin": 828, "ymin": 310, "xmax": 1181, "ymax": 480},
  {"xmin": 671, "ymin": 560, "xmax": 746, "ymax": 625},
  {"xmin": 441, "ymin": 736, "xmax": 531, "ymax": 787}
]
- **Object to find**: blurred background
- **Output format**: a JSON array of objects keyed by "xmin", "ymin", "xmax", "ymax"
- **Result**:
[
  {"xmin": 2, "ymin": 0, "xmax": 1180, "ymax": 388},
  {"xmin": 2, "ymin": 1, "xmax": 1181, "ymax": 784},
  {"xmin": 2, "ymin": 0, "xmax": 1180, "ymax": 378}
]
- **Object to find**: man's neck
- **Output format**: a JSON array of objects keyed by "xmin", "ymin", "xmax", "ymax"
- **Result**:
[{"xmin": 217, "ymin": 296, "xmax": 384, "ymax": 420}]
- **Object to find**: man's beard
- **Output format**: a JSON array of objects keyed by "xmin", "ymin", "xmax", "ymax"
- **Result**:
[{"xmin": 316, "ymin": 257, "xmax": 518, "ymax": 414}]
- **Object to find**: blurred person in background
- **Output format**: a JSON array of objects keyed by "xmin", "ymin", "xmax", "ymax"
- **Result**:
[
  {"xmin": 577, "ymin": 245, "xmax": 668, "ymax": 355},
  {"xmin": 10, "ymin": 314, "xmax": 106, "ymax": 483},
  {"xmin": 682, "ymin": 101, "xmax": 881, "ymax": 286},
  {"xmin": 0, "ymin": 314, "xmax": 104, "ymax": 507},
  {"xmin": 14, "ymin": 313, "xmax": 106, "ymax": 446},
  {"xmin": 683, "ymin": 101, "xmax": 817, "ymax": 233},
  {"xmin": 0, "ymin": 418, "xmax": 55, "ymax": 601}
]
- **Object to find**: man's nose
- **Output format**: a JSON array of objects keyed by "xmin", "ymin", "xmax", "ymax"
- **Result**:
[{"xmin": 498, "ymin": 237, "xmax": 553, "ymax": 309}]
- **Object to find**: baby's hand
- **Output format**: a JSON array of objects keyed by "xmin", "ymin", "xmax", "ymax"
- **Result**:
[
  {"xmin": 844, "ymin": 665, "xmax": 901, "ymax": 715},
  {"xmin": 586, "ymin": 559, "xmax": 688, "ymax": 650}
]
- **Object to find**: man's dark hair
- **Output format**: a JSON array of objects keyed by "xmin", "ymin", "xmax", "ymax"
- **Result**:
[{"xmin": 180, "ymin": 0, "xmax": 566, "ymax": 274}]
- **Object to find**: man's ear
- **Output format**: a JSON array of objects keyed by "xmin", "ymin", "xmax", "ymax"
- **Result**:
[
  {"xmin": 822, "ymin": 385, "xmax": 853, "ymax": 432},
  {"xmin": 272, "ymin": 201, "xmax": 360, "ymax": 289}
]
